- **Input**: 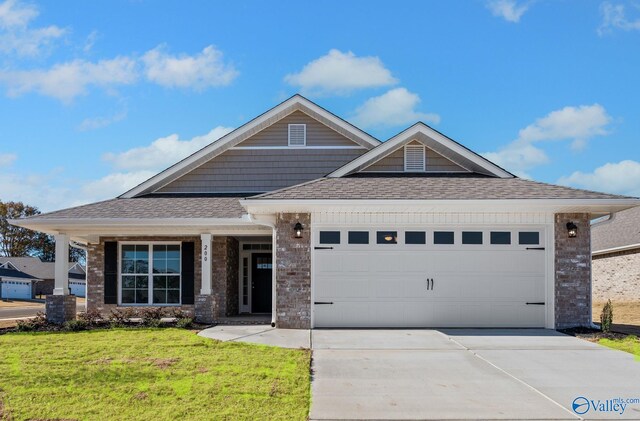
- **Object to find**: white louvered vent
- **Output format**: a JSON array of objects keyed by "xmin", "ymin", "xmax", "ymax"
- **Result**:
[
  {"xmin": 288, "ymin": 124, "xmax": 306, "ymax": 146},
  {"xmin": 404, "ymin": 144, "xmax": 426, "ymax": 172}
]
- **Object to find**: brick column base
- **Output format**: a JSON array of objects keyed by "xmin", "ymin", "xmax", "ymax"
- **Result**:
[
  {"xmin": 45, "ymin": 295, "xmax": 76, "ymax": 324},
  {"xmin": 195, "ymin": 294, "xmax": 216, "ymax": 324}
]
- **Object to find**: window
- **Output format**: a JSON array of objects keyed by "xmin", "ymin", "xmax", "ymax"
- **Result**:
[
  {"xmin": 404, "ymin": 143, "xmax": 425, "ymax": 172},
  {"xmin": 490, "ymin": 232, "xmax": 511, "ymax": 245},
  {"xmin": 519, "ymin": 232, "xmax": 540, "ymax": 245},
  {"xmin": 377, "ymin": 231, "xmax": 397, "ymax": 244},
  {"xmin": 348, "ymin": 231, "xmax": 369, "ymax": 244},
  {"xmin": 462, "ymin": 231, "xmax": 483, "ymax": 245},
  {"xmin": 242, "ymin": 257, "xmax": 249, "ymax": 306},
  {"xmin": 288, "ymin": 124, "xmax": 306, "ymax": 146},
  {"xmin": 405, "ymin": 231, "xmax": 426, "ymax": 245},
  {"xmin": 120, "ymin": 243, "xmax": 181, "ymax": 305},
  {"xmin": 434, "ymin": 231, "xmax": 454, "ymax": 244},
  {"xmin": 242, "ymin": 243, "xmax": 272, "ymax": 251},
  {"xmin": 319, "ymin": 231, "xmax": 340, "ymax": 244}
]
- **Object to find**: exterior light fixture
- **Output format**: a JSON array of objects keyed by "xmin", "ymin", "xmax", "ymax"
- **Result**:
[
  {"xmin": 294, "ymin": 222, "xmax": 304, "ymax": 239},
  {"xmin": 384, "ymin": 235, "xmax": 394, "ymax": 242},
  {"xmin": 566, "ymin": 222, "xmax": 578, "ymax": 238}
]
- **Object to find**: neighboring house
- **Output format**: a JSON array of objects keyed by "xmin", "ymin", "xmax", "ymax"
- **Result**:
[
  {"xmin": 591, "ymin": 206, "xmax": 640, "ymax": 302},
  {"xmin": 10, "ymin": 95, "xmax": 640, "ymax": 328},
  {"xmin": 0, "ymin": 266, "xmax": 39, "ymax": 300},
  {"xmin": 0, "ymin": 258, "xmax": 86, "ymax": 297}
]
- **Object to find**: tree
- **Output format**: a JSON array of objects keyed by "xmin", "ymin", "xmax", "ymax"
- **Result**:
[
  {"xmin": 0, "ymin": 200, "xmax": 41, "ymax": 257},
  {"xmin": 32, "ymin": 233, "xmax": 85, "ymax": 264}
]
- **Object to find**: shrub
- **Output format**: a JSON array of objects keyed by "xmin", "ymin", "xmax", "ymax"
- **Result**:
[
  {"xmin": 15, "ymin": 320, "xmax": 36, "ymax": 332},
  {"xmin": 15, "ymin": 312, "xmax": 49, "ymax": 332},
  {"xmin": 170, "ymin": 308, "xmax": 188, "ymax": 319},
  {"xmin": 63, "ymin": 319, "xmax": 88, "ymax": 332},
  {"xmin": 601, "ymin": 299, "xmax": 614, "ymax": 333},
  {"xmin": 108, "ymin": 308, "xmax": 138, "ymax": 327},
  {"xmin": 140, "ymin": 308, "xmax": 165, "ymax": 327},
  {"xmin": 176, "ymin": 317, "xmax": 193, "ymax": 329},
  {"xmin": 78, "ymin": 309, "xmax": 103, "ymax": 326}
]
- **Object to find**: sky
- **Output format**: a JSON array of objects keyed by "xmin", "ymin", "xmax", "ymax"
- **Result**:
[{"xmin": 0, "ymin": 0, "xmax": 639, "ymax": 212}]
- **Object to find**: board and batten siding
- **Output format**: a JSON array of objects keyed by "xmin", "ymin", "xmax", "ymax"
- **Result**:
[
  {"xmin": 363, "ymin": 142, "xmax": 468, "ymax": 173},
  {"xmin": 158, "ymin": 149, "xmax": 365, "ymax": 193},
  {"xmin": 239, "ymin": 110, "xmax": 362, "ymax": 147}
]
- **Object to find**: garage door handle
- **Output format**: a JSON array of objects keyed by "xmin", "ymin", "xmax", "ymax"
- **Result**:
[
  {"xmin": 314, "ymin": 246, "xmax": 333, "ymax": 250},
  {"xmin": 526, "ymin": 247, "xmax": 545, "ymax": 250},
  {"xmin": 314, "ymin": 301, "xmax": 333, "ymax": 305},
  {"xmin": 526, "ymin": 302, "xmax": 545, "ymax": 305},
  {"xmin": 426, "ymin": 278, "xmax": 434, "ymax": 290}
]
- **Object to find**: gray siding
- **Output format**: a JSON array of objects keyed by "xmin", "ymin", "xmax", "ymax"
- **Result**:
[
  {"xmin": 158, "ymin": 149, "xmax": 365, "ymax": 193},
  {"xmin": 239, "ymin": 110, "xmax": 360, "ymax": 147},
  {"xmin": 363, "ymin": 143, "xmax": 468, "ymax": 172}
]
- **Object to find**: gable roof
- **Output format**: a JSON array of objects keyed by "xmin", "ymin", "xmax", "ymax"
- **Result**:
[
  {"xmin": 0, "ymin": 257, "xmax": 83, "ymax": 280},
  {"xmin": 592, "ymin": 206, "xmax": 640, "ymax": 253},
  {"xmin": 328, "ymin": 123, "xmax": 514, "ymax": 178},
  {"xmin": 0, "ymin": 267, "xmax": 36, "ymax": 280},
  {"xmin": 120, "ymin": 95, "xmax": 381, "ymax": 198}
]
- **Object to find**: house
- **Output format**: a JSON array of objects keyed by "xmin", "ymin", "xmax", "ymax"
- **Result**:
[
  {"xmin": 0, "ymin": 265, "xmax": 39, "ymax": 300},
  {"xmin": 0, "ymin": 258, "xmax": 86, "ymax": 297},
  {"xmin": 10, "ymin": 95, "xmax": 639, "ymax": 327},
  {"xmin": 591, "ymin": 206, "xmax": 640, "ymax": 303}
]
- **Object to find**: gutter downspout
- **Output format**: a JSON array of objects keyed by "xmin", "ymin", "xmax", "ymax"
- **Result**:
[{"xmin": 247, "ymin": 214, "xmax": 277, "ymax": 327}]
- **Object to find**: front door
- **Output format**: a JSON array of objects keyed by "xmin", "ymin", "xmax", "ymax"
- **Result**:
[{"xmin": 251, "ymin": 253, "xmax": 272, "ymax": 313}]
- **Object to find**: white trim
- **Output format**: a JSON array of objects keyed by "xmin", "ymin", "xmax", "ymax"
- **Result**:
[
  {"xmin": 404, "ymin": 143, "xmax": 426, "ymax": 172},
  {"xmin": 288, "ymin": 123, "xmax": 306, "ymax": 147},
  {"xmin": 118, "ymin": 241, "xmax": 182, "ymax": 306},
  {"xmin": 200, "ymin": 234, "xmax": 212, "ymax": 295},
  {"xmin": 120, "ymin": 95, "xmax": 380, "ymax": 198},
  {"xmin": 230, "ymin": 146, "xmax": 366, "ymax": 150},
  {"xmin": 592, "ymin": 243, "xmax": 640, "ymax": 256},
  {"xmin": 328, "ymin": 123, "xmax": 513, "ymax": 178},
  {"xmin": 238, "ymin": 241, "xmax": 274, "ymax": 314},
  {"xmin": 53, "ymin": 234, "xmax": 69, "ymax": 295}
]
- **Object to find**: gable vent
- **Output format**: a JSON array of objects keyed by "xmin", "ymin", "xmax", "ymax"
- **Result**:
[
  {"xmin": 404, "ymin": 144, "xmax": 426, "ymax": 172},
  {"xmin": 288, "ymin": 124, "xmax": 306, "ymax": 146}
]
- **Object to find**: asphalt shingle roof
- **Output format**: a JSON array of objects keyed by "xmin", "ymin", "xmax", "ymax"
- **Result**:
[
  {"xmin": 0, "ymin": 267, "xmax": 36, "ymax": 280},
  {"xmin": 592, "ymin": 206, "xmax": 640, "ymax": 252},
  {"xmin": 0, "ymin": 257, "xmax": 83, "ymax": 280},
  {"xmin": 250, "ymin": 176, "xmax": 633, "ymax": 201},
  {"xmin": 23, "ymin": 197, "xmax": 246, "ymax": 220}
]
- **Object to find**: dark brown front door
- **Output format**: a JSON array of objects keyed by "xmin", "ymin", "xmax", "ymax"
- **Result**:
[{"xmin": 251, "ymin": 253, "xmax": 272, "ymax": 313}]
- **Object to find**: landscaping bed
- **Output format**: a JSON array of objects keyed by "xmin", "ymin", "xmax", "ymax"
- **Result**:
[{"xmin": 0, "ymin": 328, "xmax": 311, "ymax": 420}]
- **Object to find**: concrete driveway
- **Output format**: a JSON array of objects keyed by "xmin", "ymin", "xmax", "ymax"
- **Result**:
[{"xmin": 311, "ymin": 329, "xmax": 640, "ymax": 420}]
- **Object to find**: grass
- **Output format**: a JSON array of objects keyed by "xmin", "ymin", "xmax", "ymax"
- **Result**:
[
  {"xmin": 599, "ymin": 335, "xmax": 640, "ymax": 361},
  {"xmin": 0, "ymin": 328, "xmax": 310, "ymax": 420}
]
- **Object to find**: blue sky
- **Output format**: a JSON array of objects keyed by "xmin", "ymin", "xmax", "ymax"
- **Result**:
[{"xmin": 0, "ymin": 0, "xmax": 639, "ymax": 211}]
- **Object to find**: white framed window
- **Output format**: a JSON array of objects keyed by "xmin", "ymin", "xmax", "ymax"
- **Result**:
[
  {"xmin": 119, "ymin": 242, "xmax": 181, "ymax": 305},
  {"xmin": 404, "ymin": 144, "xmax": 426, "ymax": 172},
  {"xmin": 288, "ymin": 123, "xmax": 306, "ymax": 146}
]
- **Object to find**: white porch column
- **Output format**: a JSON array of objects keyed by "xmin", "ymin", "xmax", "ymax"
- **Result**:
[
  {"xmin": 53, "ymin": 233, "xmax": 69, "ymax": 295},
  {"xmin": 200, "ymin": 233, "xmax": 212, "ymax": 295}
]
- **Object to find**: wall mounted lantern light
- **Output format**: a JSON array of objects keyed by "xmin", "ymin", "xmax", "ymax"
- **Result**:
[
  {"xmin": 294, "ymin": 222, "xmax": 304, "ymax": 239},
  {"xmin": 566, "ymin": 222, "xmax": 578, "ymax": 238}
]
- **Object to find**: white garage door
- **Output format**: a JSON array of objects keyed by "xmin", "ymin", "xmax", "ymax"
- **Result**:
[
  {"xmin": 69, "ymin": 281, "xmax": 86, "ymax": 297},
  {"xmin": 1, "ymin": 280, "xmax": 33, "ymax": 300},
  {"xmin": 313, "ymin": 227, "xmax": 547, "ymax": 328}
]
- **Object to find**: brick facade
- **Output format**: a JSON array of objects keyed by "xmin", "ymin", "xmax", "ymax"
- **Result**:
[
  {"xmin": 554, "ymin": 213, "xmax": 591, "ymax": 329},
  {"xmin": 86, "ymin": 236, "xmax": 202, "ymax": 317},
  {"xmin": 211, "ymin": 236, "xmax": 239, "ymax": 317},
  {"xmin": 45, "ymin": 294, "xmax": 76, "ymax": 324},
  {"xmin": 592, "ymin": 248, "xmax": 640, "ymax": 302},
  {"xmin": 275, "ymin": 213, "xmax": 311, "ymax": 329}
]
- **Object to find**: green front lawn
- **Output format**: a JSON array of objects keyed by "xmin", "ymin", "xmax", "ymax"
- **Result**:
[
  {"xmin": 0, "ymin": 329, "xmax": 310, "ymax": 420},
  {"xmin": 599, "ymin": 335, "xmax": 640, "ymax": 360}
]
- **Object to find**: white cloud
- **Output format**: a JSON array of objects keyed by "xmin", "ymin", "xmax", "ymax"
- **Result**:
[
  {"xmin": 285, "ymin": 49, "xmax": 398, "ymax": 95},
  {"xmin": 0, "ymin": 56, "xmax": 138, "ymax": 103},
  {"xmin": 77, "ymin": 110, "xmax": 127, "ymax": 131},
  {"xmin": 598, "ymin": 2, "xmax": 640, "ymax": 35},
  {"xmin": 142, "ymin": 45, "xmax": 238, "ymax": 90},
  {"xmin": 483, "ymin": 104, "xmax": 612, "ymax": 176},
  {"xmin": 486, "ymin": 0, "xmax": 531, "ymax": 23},
  {"xmin": 0, "ymin": 0, "xmax": 66, "ymax": 57},
  {"xmin": 350, "ymin": 88, "xmax": 440, "ymax": 129},
  {"xmin": 0, "ymin": 152, "xmax": 17, "ymax": 166},
  {"xmin": 83, "ymin": 30, "xmax": 99, "ymax": 53},
  {"xmin": 558, "ymin": 160, "xmax": 640, "ymax": 197},
  {"xmin": 103, "ymin": 126, "xmax": 233, "ymax": 171},
  {"xmin": 79, "ymin": 170, "xmax": 157, "ymax": 204}
]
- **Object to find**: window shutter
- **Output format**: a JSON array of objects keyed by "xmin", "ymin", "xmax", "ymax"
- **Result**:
[
  {"xmin": 181, "ymin": 242, "xmax": 195, "ymax": 305},
  {"xmin": 404, "ymin": 144, "xmax": 425, "ymax": 172},
  {"xmin": 104, "ymin": 241, "xmax": 118, "ymax": 304},
  {"xmin": 288, "ymin": 124, "xmax": 306, "ymax": 146}
]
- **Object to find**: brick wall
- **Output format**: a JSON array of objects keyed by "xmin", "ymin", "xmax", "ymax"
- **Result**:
[
  {"xmin": 555, "ymin": 213, "xmax": 591, "ymax": 328},
  {"xmin": 211, "ymin": 236, "xmax": 239, "ymax": 317},
  {"xmin": 275, "ymin": 213, "xmax": 311, "ymax": 329},
  {"xmin": 86, "ymin": 236, "xmax": 201, "ymax": 317},
  {"xmin": 592, "ymin": 248, "xmax": 640, "ymax": 302}
]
